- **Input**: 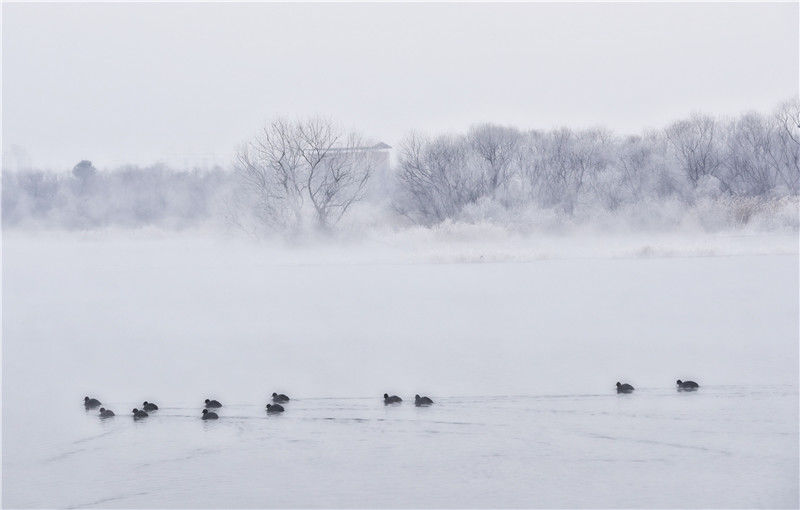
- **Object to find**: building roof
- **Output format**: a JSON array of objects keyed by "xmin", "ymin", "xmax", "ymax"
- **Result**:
[{"xmin": 328, "ymin": 141, "xmax": 392, "ymax": 152}]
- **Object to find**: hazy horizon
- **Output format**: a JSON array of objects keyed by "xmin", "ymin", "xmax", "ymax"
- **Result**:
[
  {"xmin": 3, "ymin": 2, "xmax": 798, "ymax": 171},
  {"xmin": 3, "ymin": 4, "xmax": 798, "ymax": 508}
]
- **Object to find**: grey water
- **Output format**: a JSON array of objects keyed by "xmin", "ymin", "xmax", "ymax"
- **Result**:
[
  {"xmin": 3, "ymin": 236, "xmax": 798, "ymax": 508},
  {"xmin": 3, "ymin": 387, "xmax": 797, "ymax": 508}
]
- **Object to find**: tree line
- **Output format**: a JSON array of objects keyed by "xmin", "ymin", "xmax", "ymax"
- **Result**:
[
  {"xmin": 3, "ymin": 99, "xmax": 798, "ymax": 232},
  {"xmin": 394, "ymin": 100, "xmax": 799, "ymax": 224}
]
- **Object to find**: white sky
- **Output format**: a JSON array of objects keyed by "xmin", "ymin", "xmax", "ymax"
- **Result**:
[{"xmin": 2, "ymin": 2, "xmax": 798, "ymax": 170}]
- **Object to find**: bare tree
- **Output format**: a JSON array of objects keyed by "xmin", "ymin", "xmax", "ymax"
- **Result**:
[
  {"xmin": 297, "ymin": 120, "xmax": 375, "ymax": 228},
  {"xmin": 615, "ymin": 135, "xmax": 653, "ymax": 198},
  {"xmin": 235, "ymin": 119, "xmax": 304, "ymax": 229},
  {"xmin": 514, "ymin": 128, "xmax": 611, "ymax": 213},
  {"xmin": 395, "ymin": 133, "xmax": 473, "ymax": 223},
  {"xmin": 468, "ymin": 124, "xmax": 521, "ymax": 195},
  {"xmin": 235, "ymin": 118, "xmax": 378, "ymax": 231},
  {"xmin": 771, "ymin": 99, "xmax": 800, "ymax": 194},
  {"xmin": 665, "ymin": 114, "xmax": 724, "ymax": 188},
  {"xmin": 722, "ymin": 113, "xmax": 778, "ymax": 195}
]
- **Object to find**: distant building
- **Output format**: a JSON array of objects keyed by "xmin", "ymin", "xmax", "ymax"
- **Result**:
[
  {"xmin": 327, "ymin": 140, "xmax": 392, "ymax": 175},
  {"xmin": 361, "ymin": 142, "xmax": 393, "ymax": 198},
  {"xmin": 327, "ymin": 141, "xmax": 392, "ymax": 153}
]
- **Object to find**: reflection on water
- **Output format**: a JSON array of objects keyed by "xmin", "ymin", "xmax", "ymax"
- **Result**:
[{"xmin": 3, "ymin": 387, "xmax": 798, "ymax": 508}]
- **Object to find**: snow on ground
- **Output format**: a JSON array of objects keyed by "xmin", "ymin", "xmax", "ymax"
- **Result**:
[{"xmin": 2, "ymin": 231, "xmax": 798, "ymax": 508}]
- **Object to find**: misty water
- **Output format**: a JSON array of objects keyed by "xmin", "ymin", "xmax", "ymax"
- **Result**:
[{"xmin": 3, "ymin": 233, "xmax": 798, "ymax": 508}]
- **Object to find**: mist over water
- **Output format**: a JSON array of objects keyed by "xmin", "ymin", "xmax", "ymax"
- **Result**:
[{"xmin": 3, "ymin": 232, "xmax": 798, "ymax": 507}]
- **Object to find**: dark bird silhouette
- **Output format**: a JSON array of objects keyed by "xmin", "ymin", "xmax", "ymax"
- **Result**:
[
  {"xmin": 99, "ymin": 408, "xmax": 115, "ymax": 418},
  {"xmin": 384, "ymin": 393, "xmax": 402, "ymax": 404},
  {"xmin": 616, "ymin": 382, "xmax": 635, "ymax": 393},
  {"xmin": 202, "ymin": 409, "xmax": 219, "ymax": 420},
  {"xmin": 142, "ymin": 401, "xmax": 159, "ymax": 411},
  {"xmin": 272, "ymin": 392, "xmax": 290, "ymax": 403},
  {"xmin": 676, "ymin": 380, "xmax": 700, "ymax": 391},
  {"xmin": 84, "ymin": 396, "xmax": 101, "ymax": 409},
  {"xmin": 204, "ymin": 399, "xmax": 222, "ymax": 408},
  {"xmin": 415, "ymin": 394, "xmax": 434, "ymax": 406},
  {"xmin": 266, "ymin": 403, "xmax": 285, "ymax": 414},
  {"xmin": 132, "ymin": 408, "xmax": 149, "ymax": 419}
]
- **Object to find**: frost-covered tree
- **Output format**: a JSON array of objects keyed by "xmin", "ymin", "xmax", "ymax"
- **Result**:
[
  {"xmin": 72, "ymin": 160, "xmax": 97, "ymax": 181},
  {"xmin": 395, "ymin": 126, "xmax": 524, "ymax": 223},
  {"xmin": 772, "ymin": 99, "xmax": 800, "ymax": 194},
  {"xmin": 665, "ymin": 114, "xmax": 724, "ymax": 189},
  {"xmin": 395, "ymin": 133, "xmax": 472, "ymax": 223},
  {"xmin": 2, "ymin": 164, "xmax": 230, "ymax": 229},
  {"xmin": 537, "ymin": 128, "xmax": 612, "ymax": 212},
  {"xmin": 235, "ymin": 118, "xmax": 377, "ymax": 231},
  {"xmin": 468, "ymin": 124, "xmax": 521, "ymax": 196},
  {"xmin": 722, "ymin": 113, "xmax": 780, "ymax": 196}
]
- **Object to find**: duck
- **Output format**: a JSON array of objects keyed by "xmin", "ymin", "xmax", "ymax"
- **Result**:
[
  {"xmin": 202, "ymin": 409, "xmax": 218, "ymax": 420},
  {"xmin": 384, "ymin": 393, "xmax": 402, "ymax": 404},
  {"xmin": 99, "ymin": 408, "xmax": 115, "ymax": 418},
  {"xmin": 266, "ymin": 403, "xmax": 284, "ymax": 414},
  {"xmin": 272, "ymin": 392, "xmax": 290, "ymax": 403},
  {"xmin": 142, "ymin": 401, "xmax": 159, "ymax": 412},
  {"xmin": 204, "ymin": 399, "xmax": 222, "ymax": 408},
  {"xmin": 415, "ymin": 394, "xmax": 434, "ymax": 406},
  {"xmin": 132, "ymin": 408, "xmax": 149, "ymax": 419},
  {"xmin": 84, "ymin": 396, "xmax": 102, "ymax": 409},
  {"xmin": 616, "ymin": 382, "xmax": 635, "ymax": 393},
  {"xmin": 676, "ymin": 380, "xmax": 699, "ymax": 391}
]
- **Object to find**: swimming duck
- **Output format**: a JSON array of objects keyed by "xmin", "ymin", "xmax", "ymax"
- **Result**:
[
  {"xmin": 415, "ymin": 394, "xmax": 434, "ymax": 406},
  {"xmin": 202, "ymin": 409, "xmax": 218, "ymax": 420},
  {"xmin": 272, "ymin": 392, "xmax": 290, "ymax": 403},
  {"xmin": 204, "ymin": 399, "xmax": 222, "ymax": 408},
  {"xmin": 84, "ymin": 396, "xmax": 101, "ymax": 409},
  {"xmin": 616, "ymin": 382, "xmax": 635, "ymax": 393},
  {"xmin": 384, "ymin": 393, "xmax": 402, "ymax": 404},
  {"xmin": 99, "ymin": 408, "xmax": 115, "ymax": 418},
  {"xmin": 132, "ymin": 408, "xmax": 149, "ymax": 419},
  {"xmin": 676, "ymin": 380, "xmax": 699, "ymax": 391},
  {"xmin": 266, "ymin": 403, "xmax": 285, "ymax": 414},
  {"xmin": 142, "ymin": 401, "xmax": 159, "ymax": 411}
]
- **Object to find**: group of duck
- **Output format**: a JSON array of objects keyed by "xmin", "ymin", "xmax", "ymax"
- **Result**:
[
  {"xmin": 197, "ymin": 395, "xmax": 291, "ymax": 420},
  {"xmin": 384, "ymin": 394, "xmax": 434, "ymax": 405},
  {"xmin": 83, "ymin": 383, "xmax": 696, "ymax": 419},
  {"xmin": 615, "ymin": 379, "xmax": 700, "ymax": 393},
  {"xmin": 83, "ymin": 392, "xmax": 292, "ymax": 420}
]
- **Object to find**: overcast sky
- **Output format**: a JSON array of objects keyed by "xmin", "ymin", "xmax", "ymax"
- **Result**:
[{"xmin": 2, "ymin": 2, "xmax": 798, "ymax": 171}]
